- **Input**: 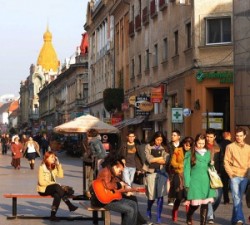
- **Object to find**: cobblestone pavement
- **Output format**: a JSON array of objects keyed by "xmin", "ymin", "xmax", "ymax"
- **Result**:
[{"xmin": 0, "ymin": 150, "xmax": 250, "ymax": 225}]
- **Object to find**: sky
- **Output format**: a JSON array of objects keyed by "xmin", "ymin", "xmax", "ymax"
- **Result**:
[{"xmin": 0, "ymin": 0, "xmax": 88, "ymax": 97}]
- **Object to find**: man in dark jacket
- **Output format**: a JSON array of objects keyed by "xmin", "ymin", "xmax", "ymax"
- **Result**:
[{"xmin": 219, "ymin": 131, "xmax": 232, "ymax": 204}]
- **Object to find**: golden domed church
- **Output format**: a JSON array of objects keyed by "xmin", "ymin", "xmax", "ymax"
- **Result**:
[
  {"xmin": 19, "ymin": 27, "xmax": 60, "ymax": 133},
  {"xmin": 37, "ymin": 27, "xmax": 59, "ymax": 73}
]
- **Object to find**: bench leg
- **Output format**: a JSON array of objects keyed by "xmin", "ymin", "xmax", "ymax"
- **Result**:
[
  {"xmin": 12, "ymin": 197, "xmax": 17, "ymax": 217},
  {"xmin": 104, "ymin": 210, "xmax": 111, "ymax": 225},
  {"xmin": 92, "ymin": 210, "xmax": 98, "ymax": 225}
]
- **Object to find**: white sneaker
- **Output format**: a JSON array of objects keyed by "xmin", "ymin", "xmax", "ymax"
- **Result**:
[{"xmin": 168, "ymin": 202, "xmax": 174, "ymax": 206}]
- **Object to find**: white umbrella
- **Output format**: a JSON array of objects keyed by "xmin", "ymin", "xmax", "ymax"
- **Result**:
[{"xmin": 53, "ymin": 114, "xmax": 119, "ymax": 134}]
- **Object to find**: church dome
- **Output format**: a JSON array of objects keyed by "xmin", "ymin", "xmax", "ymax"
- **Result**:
[{"xmin": 37, "ymin": 27, "xmax": 59, "ymax": 72}]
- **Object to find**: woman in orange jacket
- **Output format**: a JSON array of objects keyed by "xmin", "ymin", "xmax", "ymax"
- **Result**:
[{"xmin": 170, "ymin": 136, "xmax": 194, "ymax": 222}]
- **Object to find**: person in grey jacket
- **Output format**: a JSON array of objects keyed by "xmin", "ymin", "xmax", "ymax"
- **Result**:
[{"xmin": 87, "ymin": 129, "xmax": 106, "ymax": 177}]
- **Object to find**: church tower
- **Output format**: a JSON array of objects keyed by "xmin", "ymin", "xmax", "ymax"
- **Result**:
[{"xmin": 37, "ymin": 27, "xmax": 59, "ymax": 73}]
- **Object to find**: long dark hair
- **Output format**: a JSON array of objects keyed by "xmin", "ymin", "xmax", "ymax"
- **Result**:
[
  {"xmin": 180, "ymin": 136, "xmax": 194, "ymax": 154},
  {"xmin": 149, "ymin": 131, "xmax": 167, "ymax": 147},
  {"xmin": 191, "ymin": 134, "xmax": 206, "ymax": 166},
  {"xmin": 101, "ymin": 153, "xmax": 124, "ymax": 169}
]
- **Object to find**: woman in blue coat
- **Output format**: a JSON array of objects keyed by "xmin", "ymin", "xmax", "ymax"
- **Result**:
[{"xmin": 184, "ymin": 134, "xmax": 215, "ymax": 225}]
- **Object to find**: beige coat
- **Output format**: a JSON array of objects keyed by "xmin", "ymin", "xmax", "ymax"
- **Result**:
[
  {"xmin": 224, "ymin": 142, "xmax": 250, "ymax": 178},
  {"xmin": 37, "ymin": 163, "xmax": 64, "ymax": 193}
]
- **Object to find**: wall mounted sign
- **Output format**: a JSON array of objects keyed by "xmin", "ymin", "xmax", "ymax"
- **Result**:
[
  {"xmin": 196, "ymin": 70, "xmax": 233, "ymax": 83},
  {"xmin": 172, "ymin": 108, "xmax": 183, "ymax": 123},
  {"xmin": 135, "ymin": 96, "xmax": 151, "ymax": 116}
]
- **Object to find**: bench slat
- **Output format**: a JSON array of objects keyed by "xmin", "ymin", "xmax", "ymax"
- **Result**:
[{"xmin": 3, "ymin": 194, "xmax": 52, "ymax": 198}]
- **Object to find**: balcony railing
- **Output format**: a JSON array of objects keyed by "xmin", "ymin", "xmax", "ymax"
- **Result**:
[
  {"xmin": 129, "ymin": 20, "xmax": 135, "ymax": 37},
  {"xmin": 150, "ymin": 0, "xmax": 157, "ymax": 18},
  {"xmin": 142, "ymin": 6, "xmax": 149, "ymax": 25},
  {"xmin": 135, "ymin": 14, "xmax": 141, "ymax": 31},
  {"xmin": 75, "ymin": 98, "xmax": 87, "ymax": 107}
]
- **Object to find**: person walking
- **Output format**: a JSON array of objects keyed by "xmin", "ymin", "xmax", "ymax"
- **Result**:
[
  {"xmin": 167, "ymin": 129, "xmax": 181, "ymax": 206},
  {"xmin": 205, "ymin": 128, "xmax": 222, "ymax": 224},
  {"xmin": 87, "ymin": 129, "xmax": 106, "ymax": 177},
  {"xmin": 224, "ymin": 127, "xmax": 250, "ymax": 225},
  {"xmin": 37, "ymin": 151, "xmax": 78, "ymax": 221},
  {"xmin": 143, "ymin": 131, "xmax": 169, "ymax": 224},
  {"xmin": 121, "ymin": 131, "xmax": 143, "ymax": 187},
  {"xmin": 170, "ymin": 136, "xmax": 194, "ymax": 222},
  {"xmin": 40, "ymin": 133, "xmax": 50, "ymax": 155},
  {"xmin": 184, "ymin": 134, "xmax": 216, "ymax": 225},
  {"xmin": 1, "ymin": 133, "xmax": 9, "ymax": 155},
  {"xmin": 10, "ymin": 135, "xmax": 23, "ymax": 169},
  {"xmin": 23, "ymin": 136, "xmax": 40, "ymax": 169},
  {"xmin": 219, "ymin": 131, "xmax": 232, "ymax": 205}
]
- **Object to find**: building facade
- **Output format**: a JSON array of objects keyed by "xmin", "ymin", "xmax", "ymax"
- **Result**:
[
  {"xmin": 85, "ymin": 0, "xmax": 115, "ymax": 121},
  {"xmin": 233, "ymin": 0, "xmax": 250, "ymax": 141},
  {"xmin": 109, "ymin": 0, "xmax": 234, "ymax": 140}
]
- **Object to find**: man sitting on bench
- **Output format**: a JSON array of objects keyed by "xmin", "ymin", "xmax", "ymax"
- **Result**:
[
  {"xmin": 90, "ymin": 155, "xmax": 138, "ymax": 225},
  {"xmin": 37, "ymin": 151, "xmax": 78, "ymax": 221}
]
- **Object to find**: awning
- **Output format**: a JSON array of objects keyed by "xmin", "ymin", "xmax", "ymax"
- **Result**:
[{"xmin": 114, "ymin": 116, "xmax": 145, "ymax": 130}]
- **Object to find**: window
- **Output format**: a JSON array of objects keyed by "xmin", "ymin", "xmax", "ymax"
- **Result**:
[
  {"xmin": 206, "ymin": 17, "xmax": 231, "ymax": 44},
  {"xmin": 145, "ymin": 49, "xmax": 150, "ymax": 70},
  {"xmin": 174, "ymin": 30, "xmax": 179, "ymax": 55},
  {"xmin": 186, "ymin": 22, "xmax": 192, "ymax": 48},
  {"xmin": 131, "ymin": 58, "xmax": 135, "ymax": 78},
  {"xmin": 154, "ymin": 44, "xmax": 158, "ymax": 66},
  {"xmin": 138, "ymin": 54, "xmax": 142, "ymax": 74},
  {"xmin": 163, "ymin": 38, "xmax": 168, "ymax": 60}
]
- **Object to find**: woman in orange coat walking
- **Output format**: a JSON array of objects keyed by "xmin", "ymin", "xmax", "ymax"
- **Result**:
[{"xmin": 170, "ymin": 136, "xmax": 194, "ymax": 222}]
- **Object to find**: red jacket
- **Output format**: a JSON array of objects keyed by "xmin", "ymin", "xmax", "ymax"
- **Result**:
[{"xmin": 11, "ymin": 142, "xmax": 23, "ymax": 159}]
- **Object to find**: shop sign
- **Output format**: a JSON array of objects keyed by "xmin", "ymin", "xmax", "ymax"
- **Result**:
[
  {"xmin": 129, "ymin": 95, "xmax": 136, "ymax": 105},
  {"xmin": 111, "ymin": 115, "xmax": 123, "ymax": 125},
  {"xmin": 172, "ymin": 108, "xmax": 183, "ymax": 123},
  {"xmin": 196, "ymin": 70, "xmax": 233, "ymax": 83},
  {"xmin": 122, "ymin": 102, "xmax": 129, "ymax": 111},
  {"xmin": 151, "ymin": 85, "xmax": 164, "ymax": 103},
  {"xmin": 202, "ymin": 117, "xmax": 223, "ymax": 130},
  {"xmin": 135, "ymin": 96, "xmax": 151, "ymax": 116},
  {"xmin": 139, "ymin": 101, "xmax": 154, "ymax": 111},
  {"xmin": 183, "ymin": 108, "xmax": 192, "ymax": 117}
]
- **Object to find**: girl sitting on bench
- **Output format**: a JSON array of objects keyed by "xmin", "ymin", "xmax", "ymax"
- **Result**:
[{"xmin": 37, "ymin": 151, "xmax": 78, "ymax": 221}]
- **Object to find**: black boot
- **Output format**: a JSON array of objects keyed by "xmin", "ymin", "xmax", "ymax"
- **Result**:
[
  {"xmin": 186, "ymin": 205, "xmax": 199, "ymax": 225},
  {"xmin": 63, "ymin": 197, "xmax": 78, "ymax": 212},
  {"xmin": 31, "ymin": 163, "xmax": 34, "ymax": 170},
  {"xmin": 200, "ymin": 204, "xmax": 208, "ymax": 225},
  {"xmin": 50, "ymin": 206, "xmax": 60, "ymax": 222},
  {"xmin": 29, "ymin": 163, "xmax": 32, "ymax": 169}
]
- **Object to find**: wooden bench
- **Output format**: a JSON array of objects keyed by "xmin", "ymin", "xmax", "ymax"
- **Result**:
[
  {"xmin": 79, "ymin": 202, "xmax": 111, "ymax": 225},
  {"xmin": 3, "ymin": 193, "xmax": 102, "ymax": 222}
]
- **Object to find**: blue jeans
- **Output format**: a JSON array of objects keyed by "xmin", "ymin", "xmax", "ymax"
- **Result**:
[
  {"xmin": 207, "ymin": 188, "xmax": 223, "ymax": 220},
  {"xmin": 123, "ymin": 167, "xmax": 136, "ymax": 187},
  {"xmin": 230, "ymin": 176, "xmax": 248, "ymax": 224},
  {"xmin": 105, "ymin": 198, "xmax": 138, "ymax": 225}
]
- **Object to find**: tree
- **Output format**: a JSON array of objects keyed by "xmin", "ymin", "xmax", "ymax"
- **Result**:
[{"xmin": 103, "ymin": 88, "xmax": 124, "ymax": 115}]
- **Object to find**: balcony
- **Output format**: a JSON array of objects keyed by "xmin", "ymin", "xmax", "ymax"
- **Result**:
[
  {"xmin": 75, "ymin": 98, "xmax": 87, "ymax": 107},
  {"xmin": 159, "ymin": 0, "xmax": 168, "ymax": 10},
  {"xmin": 129, "ymin": 20, "xmax": 135, "ymax": 37},
  {"xmin": 142, "ymin": 6, "xmax": 149, "ymax": 25},
  {"xmin": 150, "ymin": 0, "xmax": 157, "ymax": 18},
  {"xmin": 135, "ymin": 14, "xmax": 141, "ymax": 31}
]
